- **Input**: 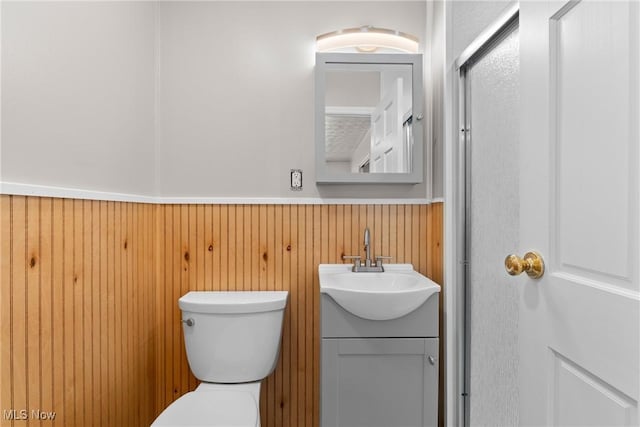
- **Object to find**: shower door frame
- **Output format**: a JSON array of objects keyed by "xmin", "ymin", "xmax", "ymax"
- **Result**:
[{"xmin": 445, "ymin": 4, "xmax": 520, "ymax": 426}]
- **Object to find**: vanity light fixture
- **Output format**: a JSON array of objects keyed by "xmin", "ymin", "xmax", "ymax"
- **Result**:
[{"xmin": 316, "ymin": 26, "xmax": 419, "ymax": 53}]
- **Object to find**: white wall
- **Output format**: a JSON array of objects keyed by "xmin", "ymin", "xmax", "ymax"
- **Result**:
[
  {"xmin": 1, "ymin": 1, "xmax": 430, "ymax": 201},
  {"xmin": 156, "ymin": 1, "xmax": 427, "ymax": 199},
  {"xmin": 428, "ymin": 0, "xmax": 445, "ymax": 199},
  {"xmin": 1, "ymin": 1, "xmax": 156, "ymax": 195}
]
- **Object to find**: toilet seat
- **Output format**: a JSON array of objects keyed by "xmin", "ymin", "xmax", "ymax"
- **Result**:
[{"xmin": 151, "ymin": 390, "xmax": 258, "ymax": 427}]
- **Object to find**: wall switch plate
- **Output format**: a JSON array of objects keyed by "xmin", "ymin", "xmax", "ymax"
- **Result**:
[{"xmin": 290, "ymin": 169, "xmax": 303, "ymax": 191}]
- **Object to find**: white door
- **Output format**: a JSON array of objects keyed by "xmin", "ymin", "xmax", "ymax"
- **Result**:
[
  {"xmin": 519, "ymin": 1, "xmax": 639, "ymax": 424},
  {"xmin": 370, "ymin": 78, "xmax": 404, "ymax": 172}
]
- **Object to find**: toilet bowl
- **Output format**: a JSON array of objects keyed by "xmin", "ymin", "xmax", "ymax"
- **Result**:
[
  {"xmin": 152, "ymin": 383, "xmax": 260, "ymax": 427},
  {"xmin": 152, "ymin": 291, "xmax": 288, "ymax": 427}
]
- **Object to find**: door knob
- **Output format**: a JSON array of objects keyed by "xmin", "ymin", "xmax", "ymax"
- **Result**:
[{"xmin": 504, "ymin": 251, "xmax": 544, "ymax": 279}]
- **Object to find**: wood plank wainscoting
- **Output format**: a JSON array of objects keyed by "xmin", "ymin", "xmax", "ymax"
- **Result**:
[
  {"xmin": 0, "ymin": 196, "xmax": 156, "ymax": 427},
  {"xmin": 1, "ymin": 196, "xmax": 443, "ymax": 427}
]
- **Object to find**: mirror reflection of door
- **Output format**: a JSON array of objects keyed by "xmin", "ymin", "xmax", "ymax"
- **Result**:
[
  {"xmin": 371, "ymin": 77, "xmax": 403, "ymax": 173},
  {"xmin": 324, "ymin": 64, "xmax": 413, "ymax": 174}
]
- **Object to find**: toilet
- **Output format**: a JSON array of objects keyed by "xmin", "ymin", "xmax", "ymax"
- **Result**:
[{"xmin": 152, "ymin": 291, "xmax": 289, "ymax": 427}]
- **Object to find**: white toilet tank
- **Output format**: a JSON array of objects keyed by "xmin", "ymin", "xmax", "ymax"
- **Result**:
[{"xmin": 178, "ymin": 291, "xmax": 288, "ymax": 383}]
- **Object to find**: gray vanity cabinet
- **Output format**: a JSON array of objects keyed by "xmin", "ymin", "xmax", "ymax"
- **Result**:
[
  {"xmin": 321, "ymin": 337, "xmax": 438, "ymax": 427},
  {"xmin": 320, "ymin": 294, "xmax": 439, "ymax": 427}
]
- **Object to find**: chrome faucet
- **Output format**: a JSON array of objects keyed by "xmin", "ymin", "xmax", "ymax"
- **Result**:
[
  {"xmin": 343, "ymin": 227, "xmax": 392, "ymax": 272},
  {"xmin": 363, "ymin": 227, "xmax": 372, "ymax": 267}
]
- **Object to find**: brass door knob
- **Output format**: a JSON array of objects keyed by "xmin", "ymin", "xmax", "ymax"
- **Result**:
[{"xmin": 504, "ymin": 251, "xmax": 545, "ymax": 279}]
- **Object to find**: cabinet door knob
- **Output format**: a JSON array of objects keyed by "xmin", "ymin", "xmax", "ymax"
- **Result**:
[{"xmin": 427, "ymin": 355, "xmax": 436, "ymax": 366}]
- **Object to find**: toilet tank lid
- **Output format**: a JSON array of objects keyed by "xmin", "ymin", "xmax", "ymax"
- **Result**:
[{"xmin": 179, "ymin": 291, "xmax": 289, "ymax": 314}]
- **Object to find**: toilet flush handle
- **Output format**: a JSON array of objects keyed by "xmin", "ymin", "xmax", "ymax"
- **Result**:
[{"xmin": 182, "ymin": 318, "xmax": 195, "ymax": 327}]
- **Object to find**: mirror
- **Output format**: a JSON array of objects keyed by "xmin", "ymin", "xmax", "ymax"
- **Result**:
[{"xmin": 315, "ymin": 53, "xmax": 423, "ymax": 184}]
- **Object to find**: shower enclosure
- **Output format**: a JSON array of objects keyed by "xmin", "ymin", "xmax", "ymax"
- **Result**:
[{"xmin": 456, "ymin": 7, "xmax": 520, "ymax": 426}]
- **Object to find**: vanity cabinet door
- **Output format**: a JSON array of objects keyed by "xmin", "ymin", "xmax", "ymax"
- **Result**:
[{"xmin": 321, "ymin": 338, "xmax": 438, "ymax": 427}]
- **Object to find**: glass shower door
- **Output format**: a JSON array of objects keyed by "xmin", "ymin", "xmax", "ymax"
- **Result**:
[{"xmin": 461, "ymin": 22, "xmax": 520, "ymax": 427}]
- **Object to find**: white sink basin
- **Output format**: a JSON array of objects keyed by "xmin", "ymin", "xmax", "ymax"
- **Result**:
[{"xmin": 319, "ymin": 264, "xmax": 440, "ymax": 321}]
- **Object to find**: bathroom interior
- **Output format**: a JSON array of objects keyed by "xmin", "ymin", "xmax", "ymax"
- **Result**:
[{"xmin": 1, "ymin": 0, "xmax": 638, "ymax": 426}]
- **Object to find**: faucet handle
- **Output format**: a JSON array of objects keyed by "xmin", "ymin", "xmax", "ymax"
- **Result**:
[
  {"xmin": 343, "ymin": 255, "xmax": 362, "ymax": 266},
  {"xmin": 375, "ymin": 256, "xmax": 393, "ymax": 266}
]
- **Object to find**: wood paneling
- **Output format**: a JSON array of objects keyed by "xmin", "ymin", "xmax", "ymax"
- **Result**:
[
  {"xmin": 0, "ymin": 195, "xmax": 156, "ymax": 426},
  {"xmin": 153, "ymin": 203, "xmax": 443, "ymax": 427},
  {"xmin": 1, "ymin": 196, "xmax": 443, "ymax": 427}
]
